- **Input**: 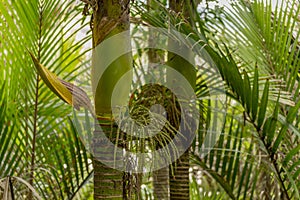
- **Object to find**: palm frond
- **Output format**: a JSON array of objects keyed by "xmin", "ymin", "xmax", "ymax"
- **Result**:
[{"xmin": 0, "ymin": 0, "xmax": 93, "ymax": 198}]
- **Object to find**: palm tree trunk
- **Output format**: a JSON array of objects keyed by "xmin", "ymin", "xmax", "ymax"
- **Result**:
[
  {"xmin": 91, "ymin": 1, "xmax": 132, "ymax": 199},
  {"xmin": 153, "ymin": 167, "xmax": 169, "ymax": 200},
  {"xmin": 147, "ymin": 1, "xmax": 170, "ymax": 199},
  {"xmin": 168, "ymin": 1, "xmax": 196, "ymax": 200}
]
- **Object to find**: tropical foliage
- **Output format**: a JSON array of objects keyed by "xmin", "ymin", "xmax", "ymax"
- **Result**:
[
  {"xmin": 1, "ymin": 0, "xmax": 300, "ymax": 199},
  {"xmin": 0, "ymin": 0, "xmax": 93, "ymax": 199}
]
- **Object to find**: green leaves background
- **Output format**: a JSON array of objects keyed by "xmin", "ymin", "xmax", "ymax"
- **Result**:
[
  {"xmin": 134, "ymin": 0, "xmax": 300, "ymax": 199},
  {"xmin": 1, "ymin": 0, "xmax": 300, "ymax": 199},
  {"xmin": 0, "ymin": 0, "xmax": 93, "ymax": 199}
]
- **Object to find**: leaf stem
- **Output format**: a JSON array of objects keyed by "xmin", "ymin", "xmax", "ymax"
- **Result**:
[
  {"xmin": 246, "ymin": 114, "xmax": 290, "ymax": 199},
  {"xmin": 29, "ymin": 2, "xmax": 44, "ymax": 199}
]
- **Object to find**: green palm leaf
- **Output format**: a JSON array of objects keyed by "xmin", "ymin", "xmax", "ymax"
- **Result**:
[{"xmin": 0, "ymin": 0, "xmax": 93, "ymax": 198}]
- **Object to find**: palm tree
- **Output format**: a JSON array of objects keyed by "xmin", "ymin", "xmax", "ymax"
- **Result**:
[
  {"xmin": 189, "ymin": 0, "xmax": 300, "ymax": 199},
  {"xmin": 167, "ymin": 1, "xmax": 196, "ymax": 200},
  {"xmin": 0, "ymin": 0, "xmax": 93, "ymax": 199},
  {"xmin": 3, "ymin": 0, "xmax": 300, "ymax": 199},
  {"xmin": 146, "ymin": 0, "xmax": 170, "ymax": 199},
  {"xmin": 134, "ymin": 0, "xmax": 300, "ymax": 199},
  {"xmin": 90, "ymin": 0, "xmax": 132, "ymax": 199}
]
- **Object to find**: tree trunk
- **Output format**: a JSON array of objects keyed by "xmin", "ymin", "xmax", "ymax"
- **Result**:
[
  {"xmin": 91, "ymin": 1, "xmax": 132, "ymax": 199},
  {"xmin": 168, "ymin": 1, "xmax": 196, "ymax": 200},
  {"xmin": 147, "ymin": 1, "xmax": 170, "ymax": 199},
  {"xmin": 153, "ymin": 167, "xmax": 169, "ymax": 200}
]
